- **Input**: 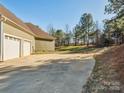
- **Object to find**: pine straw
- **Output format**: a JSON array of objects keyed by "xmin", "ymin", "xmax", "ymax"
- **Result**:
[
  {"xmin": 95, "ymin": 44, "xmax": 124, "ymax": 92},
  {"xmin": 83, "ymin": 45, "xmax": 124, "ymax": 93}
]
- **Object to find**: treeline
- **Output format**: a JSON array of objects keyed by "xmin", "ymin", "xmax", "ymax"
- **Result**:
[
  {"xmin": 48, "ymin": 0, "xmax": 124, "ymax": 47},
  {"xmin": 48, "ymin": 24, "xmax": 73, "ymax": 46},
  {"xmin": 48, "ymin": 14, "xmax": 104, "ymax": 47}
]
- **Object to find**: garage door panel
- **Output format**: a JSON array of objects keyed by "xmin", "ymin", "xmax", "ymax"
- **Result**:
[
  {"xmin": 4, "ymin": 36, "xmax": 20, "ymax": 60},
  {"xmin": 23, "ymin": 41, "xmax": 31, "ymax": 56}
]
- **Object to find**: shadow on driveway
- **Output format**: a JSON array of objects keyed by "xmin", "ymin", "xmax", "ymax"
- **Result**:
[{"xmin": 0, "ymin": 55, "xmax": 95, "ymax": 93}]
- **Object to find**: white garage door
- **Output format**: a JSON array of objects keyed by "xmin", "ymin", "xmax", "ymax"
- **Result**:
[
  {"xmin": 4, "ymin": 35, "xmax": 20, "ymax": 60},
  {"xmin": 23, "ymin": 41, "xmax": 31, "ymax": 56}
]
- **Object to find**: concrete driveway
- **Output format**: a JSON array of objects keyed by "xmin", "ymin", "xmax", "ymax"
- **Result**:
[{"xmin": 0, "ymin": 54, "xmax": 95, "ymax": 93}]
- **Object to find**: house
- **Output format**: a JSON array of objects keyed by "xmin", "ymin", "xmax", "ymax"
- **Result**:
[
  {"xmin": 26, "ymin": 23, "xmax": 55, "ymax": 52},
  {"xmin": 0, "ymin": 5, "xmax": 55, "ymax": 61}
]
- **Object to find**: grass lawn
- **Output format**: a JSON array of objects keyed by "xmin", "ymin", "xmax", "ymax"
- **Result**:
[
  {"xmin": 56, "ymin": 45, "xmax": 102, "ymax": 54},
  {"xmin": 34, "ymin": 45, "xmax": 103, "ymax": 54}
]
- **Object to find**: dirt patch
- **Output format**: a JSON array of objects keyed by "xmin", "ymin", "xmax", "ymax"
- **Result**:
[{"xmin": 82, "ymin": 45, "xmax": 124, "ymax": 93}]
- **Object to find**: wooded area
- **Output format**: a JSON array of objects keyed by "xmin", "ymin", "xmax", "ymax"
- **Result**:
[{"xmin": 48, "ymin": 0, "xmax": 124, "ymax": 48}]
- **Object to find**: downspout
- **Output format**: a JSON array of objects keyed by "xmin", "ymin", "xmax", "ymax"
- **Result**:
[{"xmin": 0, "ymin": 14, "xmax": 4, "ymax": 61}]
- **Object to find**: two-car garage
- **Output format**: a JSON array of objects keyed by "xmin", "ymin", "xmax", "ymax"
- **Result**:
[
  {"xmin": 0, "ymin": 5, "xmax": 36, "ymax": 61},
  {"xmin": 0, "ymin": 5, "xmax": 55, "ymax": 61},
  {"xmin": 4, "ymin": 35, "xmax": 31, "ymax": 60}
]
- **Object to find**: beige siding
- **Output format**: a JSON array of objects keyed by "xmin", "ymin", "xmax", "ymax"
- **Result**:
[
  {"xmin": 35, "ymin": 40, "xmax": 55, "ymax": 52},
  {"xmin": 3, "ymin": 23, "xmax": 35, "ymax": 53}
]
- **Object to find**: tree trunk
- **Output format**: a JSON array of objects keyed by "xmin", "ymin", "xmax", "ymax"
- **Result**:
[
  {"xmin": 87, "ymin": 32, "xmax": 89, "ymax": 47},
  {"xmin": 75, "ymin": 38, "xmax": 77, "ymax": 46},
  {"xmin": 83, "ymin": 36, "xmax": 86, "ymax": 45},
  {"xmin": 96, "ymin": 30, "xmax": 99, "ymax": 46}
]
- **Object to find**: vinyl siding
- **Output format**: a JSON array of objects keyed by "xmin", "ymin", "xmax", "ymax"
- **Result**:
[
  {"xmin": 35, "ymin": 40, "xmax": 55, "ymax": 52},
  {"xmin": 3, "ymin": 23, "xmax": 35, "ymax": 53}
]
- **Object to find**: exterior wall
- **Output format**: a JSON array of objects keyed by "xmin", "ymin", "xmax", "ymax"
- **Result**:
[
  {"xmin": 3, "ymin": 23, "xmax": 35, "ymax": 54},
  {"xmin": 35, "ymin": 39, "xmax": 55, "ymax": 52},
  {"xmin": 0, "ymin": 20, "xmax": 4, "ymax": 61}
]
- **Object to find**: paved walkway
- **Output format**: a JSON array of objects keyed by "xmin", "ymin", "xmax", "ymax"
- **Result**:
[{"xmin": 0, "ymin": 54, "xmax": 95, "ymax": 93}]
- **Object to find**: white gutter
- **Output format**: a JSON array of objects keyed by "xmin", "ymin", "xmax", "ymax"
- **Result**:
[{"xmin": 2, "ymin": 15, "xmax": 35, "ymax": 36}]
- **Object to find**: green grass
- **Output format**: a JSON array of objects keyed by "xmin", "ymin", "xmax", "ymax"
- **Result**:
[{"xmin": 56, "ymin": 45, "xmax": 99, "ymax": 53}]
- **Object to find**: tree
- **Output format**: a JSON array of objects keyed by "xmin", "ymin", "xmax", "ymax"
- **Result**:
[
  {"xmin": 103, "ymin": 15, "xmax": 124, "ymax": 45},
  {"xmin": 80, "ymin": 13, "xmax": 94, "ymax": 46},
  {"xmin": 55, "ymin": 29, "xmax": 65, "ymax": 46},
  {"xmin": 105, "ymin": 0, "xmax": 124, "ymax": 45},
  {"xmin": 73, "ymin": 24, "xmax": 81, "ymax": 46},
  {"xmin": 94, "ymin": 21, "xmax": 101, "ymax": 46},
  {"xmin": 64, "ymin": 24, "xmax": 72, "ymax": 46},
  {"xmin": 47, "ymin": 24, "xmax": 56, "ymax": 37},
  {"xmin": 105, "ymin": 0, "xmax": 124, "ymax": 15}
]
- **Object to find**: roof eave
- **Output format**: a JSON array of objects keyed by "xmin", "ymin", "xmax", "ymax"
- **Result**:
[
  {"xmin": 1, "ymin": 15, "xmax": 35, "ymax": 36},
  {"xmin": 35, "ymin": 37, "xmax": 55, "ymax": 41}
]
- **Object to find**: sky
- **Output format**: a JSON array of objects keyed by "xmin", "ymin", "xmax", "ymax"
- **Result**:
[{"xmin": 0, "ymin": 0, "xmax": 113, "ymax": 31}]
